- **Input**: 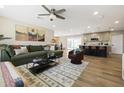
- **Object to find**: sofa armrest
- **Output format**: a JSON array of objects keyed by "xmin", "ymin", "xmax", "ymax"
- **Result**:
[
  {"xmin": 54, "ymin": 50, "xmax": 63, "ymax": 58},
  {"xmin": 1, "ymin": 49, "xmax": 11, "ymax": 61}
]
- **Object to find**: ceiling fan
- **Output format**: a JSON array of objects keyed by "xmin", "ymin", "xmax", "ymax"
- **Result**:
[{"xmin": 38, "ymin": 5, "xmax": 66, "ymax": 21}]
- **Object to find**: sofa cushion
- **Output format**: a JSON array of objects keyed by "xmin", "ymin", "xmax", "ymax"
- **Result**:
[
  {"xmin": 11, "ymin": 51, "xmax": 47, "ymax": 66},
  {"xmin": 11, "ymin": 53, "xmax": 33, "ymax": 66},
  {"xmin": 29, "ymin": 51, "xmax": 47, "ymax": 58},
  {"xmin": 29, "ymin": 45, "xmax": 44, "ymax": 52}
]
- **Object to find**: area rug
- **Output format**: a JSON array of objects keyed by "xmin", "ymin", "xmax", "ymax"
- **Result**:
[{"xmin": 16, "ymin": 58, "xmax": 89, "ymax": 87}]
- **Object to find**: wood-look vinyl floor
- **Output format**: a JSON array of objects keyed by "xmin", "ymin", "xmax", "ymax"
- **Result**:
[{"xmin": 72, "ymin": 54, "xmax": 124, "ymax": 87}]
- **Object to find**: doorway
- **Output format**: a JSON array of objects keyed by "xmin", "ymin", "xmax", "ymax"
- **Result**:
[{"xmin": 111, "ymin": 34, "xmax": 123, "ymax": 54}]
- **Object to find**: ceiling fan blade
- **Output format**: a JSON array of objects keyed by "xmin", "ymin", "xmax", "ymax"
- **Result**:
[
  {"xmin": 42, "ymin": 5, "xmax": 51, "ymax": 13},
  {"xmin": 55, "ymin": 9, "xmax": 66, "ymax": 14},
  {"xmin": 38, "ymin": 14, "xmax": 50, "ymax": 16},
  {"xmin": 55, "ymin": 14, "xmax": 65, "ymax": 20}
]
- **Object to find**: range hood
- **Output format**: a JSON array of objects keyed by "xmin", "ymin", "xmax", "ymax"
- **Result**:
[{"xmin": 0, "ymin": 35, "xmax": 12, "ymax": 40}]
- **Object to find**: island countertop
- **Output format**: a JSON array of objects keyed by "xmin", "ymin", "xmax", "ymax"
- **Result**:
[{"xmin": 79, "ymin": 45, "xmax": 111, "ymax": 46}]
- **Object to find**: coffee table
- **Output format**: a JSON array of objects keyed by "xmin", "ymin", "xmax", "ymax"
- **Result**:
[{"xmin": 28, "ymin": 57, "xmax": 57, "ymax": 74}]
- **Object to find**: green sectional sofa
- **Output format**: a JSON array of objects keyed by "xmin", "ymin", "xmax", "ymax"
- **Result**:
[{"xmin": 1, "ymin": 45, "xmax": 63, "ymax": 66}]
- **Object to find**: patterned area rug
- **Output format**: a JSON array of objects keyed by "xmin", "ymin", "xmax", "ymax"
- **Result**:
[{"xmin": 16, "ymin": 58, "xmax": 89, "ymax": 87}]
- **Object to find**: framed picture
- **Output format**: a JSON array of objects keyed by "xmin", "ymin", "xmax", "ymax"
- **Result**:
[
  {"xmin": 15, "ymin": 25, "xmax": 45, "ymax": 42},
  {"xmin": 28, "ymin": 27, "xmax": 37, "ymax": 41},
  {"xmin": 37, "ymin": 29, "xmax": 45, "ymax": 41},
  {"xmin": 15, "ymin": 25, "xmax": 28, "ymax": 41}
]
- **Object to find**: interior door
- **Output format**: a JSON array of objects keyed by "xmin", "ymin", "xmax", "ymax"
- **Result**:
[{"xmin": 111, "ymin": 34, "xmax": 123, "ymax": 54}]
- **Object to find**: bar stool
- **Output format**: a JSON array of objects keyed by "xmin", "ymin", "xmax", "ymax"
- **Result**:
[
  {"xmin": 98, "ymin": 46, "xmax": 107, "ymax": 57},
  {"xmin": 85, "ymin": 46, "xmax": 90, "ymax": 55},
  {"xmin": 91, "ymin": 46, "xmax": 97, "ymax": 56}
]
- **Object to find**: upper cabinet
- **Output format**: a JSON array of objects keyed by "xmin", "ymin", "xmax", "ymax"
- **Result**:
[{"xmin": 83, "ymin": 31, "xmax": 111, "ymax": 42}]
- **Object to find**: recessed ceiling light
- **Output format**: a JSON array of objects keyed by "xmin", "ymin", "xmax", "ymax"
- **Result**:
[
  {"xmin": 52, "ymin": 25, "xmax": 56, "ymax": 27},
  {"xmin": 115, "ymin": 21, "xmax": 119, "ymax": 24},
  {"xmin": 93, "ymin": 11, "xmax": 99, "ymax": 15},
  {"xmin": 87, "ymin": 26, "xmax": 91, "ymax": 28},
  {"xmin": 0, "ymin": 5, "xmax": 4, "ymax": 8}
]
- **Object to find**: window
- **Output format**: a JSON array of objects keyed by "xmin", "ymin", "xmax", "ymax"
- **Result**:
[{"xmin": 67, "ymin": 37, "xmax": 81, "ymax": 50}]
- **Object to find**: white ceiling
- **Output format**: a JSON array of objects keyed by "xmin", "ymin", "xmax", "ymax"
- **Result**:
[{"xmin": 0, "ymin": 5, "xmax": 124, "ymax": 36}]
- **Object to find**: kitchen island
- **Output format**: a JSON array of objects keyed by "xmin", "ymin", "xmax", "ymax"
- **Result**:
[{"xmin": 79, "ymin": 45, "xmax": 111, "ymax": 57}]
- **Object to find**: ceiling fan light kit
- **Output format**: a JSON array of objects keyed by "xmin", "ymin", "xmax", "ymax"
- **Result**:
[{"xmin": 49, "ymin": 14, "xmax": 56, "ymax": 21}]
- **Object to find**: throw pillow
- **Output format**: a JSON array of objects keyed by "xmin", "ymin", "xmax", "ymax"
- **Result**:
[
  {"xmin": 14, "ymin": 49, "xmax": 24, "ymax": 55},
  {"xmin": 44, "ymin": 46, "xmax": 50, "ymax": 50},
  {"xmin": 50, "ymin": 46, "xmax": 55, "ymax": 51},
  {"xmin": 21, "ymin": 47, "xmax": 28, "ymax": 53},
  {"xmin": 14, "ymin": 47, "xmax": 28, "ymax": 55}
]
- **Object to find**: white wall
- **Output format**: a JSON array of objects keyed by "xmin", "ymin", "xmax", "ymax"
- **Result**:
[{"xmin": 0, "ymin": 16, "xmax": 54, "ymax": 45}]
